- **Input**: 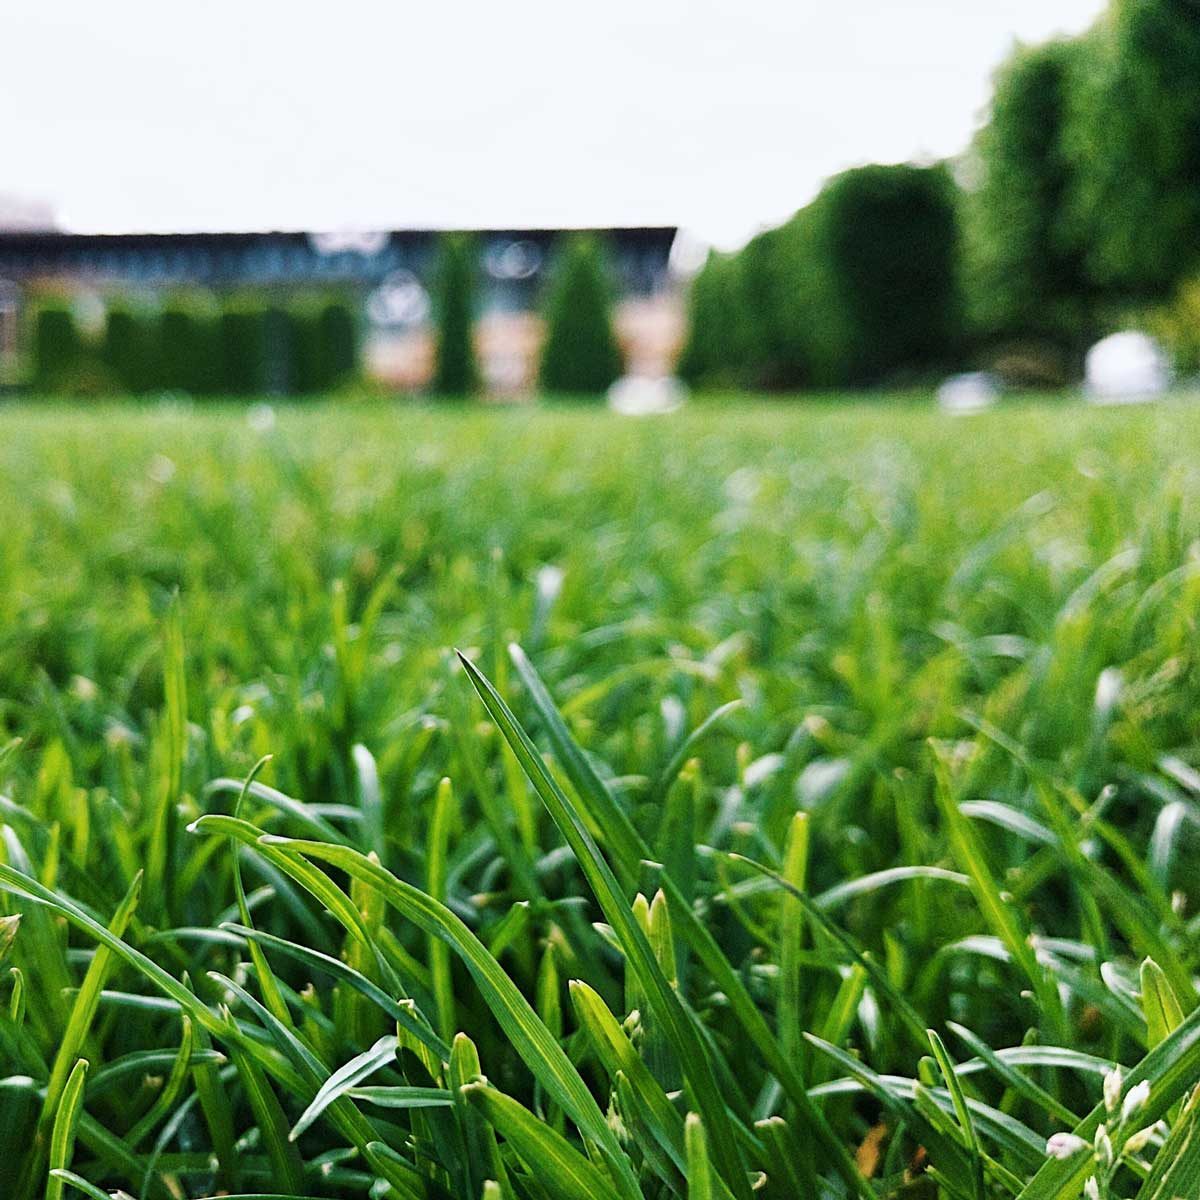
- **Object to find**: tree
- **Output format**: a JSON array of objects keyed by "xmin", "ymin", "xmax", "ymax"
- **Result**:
[
  {"xmin": 32, "ymin": 304, "xmax": 82, "ymax": 392},
  {"xmin": 817, "ymin": 163, "xmax": 964, "ymax": 383},
  {"xmin": 735, "ymin": 226, "xmax": 810, "ymax": 389},
  {"xmin": 677, "ymin": 250, "xmax": 750, "ymax": 387},
  {"xmin": 317, "ymin": 300, "xmax": 358, "ymax": 389},
  {"xmin": 219, "ymin": 305, "xmax": 269, "ymax": 395},
  {"xmin": 1070, "ymin": 0, "xmax": 1200, "ymax": 299},
  {"xmin": 431, "ymin": 234, "xmax": 480, "ymax": 396},
  {"xmin": 969, "ymin": 38, "xmax": 1095, "ymax": 350},
  {"xmin": 159, "ymin": 303, "xmax": 221, "ymax": 395},
  {"xmin": 538, "ymin": 234, "xmax": 623, "ymax": 396},
  {"xmin": 101, "ymin": 306, "xmax": 158, "ymax": 394}
]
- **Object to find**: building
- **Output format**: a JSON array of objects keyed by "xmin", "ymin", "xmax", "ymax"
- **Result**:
[{"xmin": 0, "ymin": 227, "xmax": 682, "ymax": 392}]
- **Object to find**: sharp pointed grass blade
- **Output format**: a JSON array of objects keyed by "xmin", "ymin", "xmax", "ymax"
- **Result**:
[
  {"xmin": 946, "ymin": 1022, "xmax": 1079, "ymax": 1128},
  {"xmin": 451, "ymin": 1032, "xmax": 510, "ymax": 1199},
  {"xmin": 462, "ymin": 1082, "xmax": 624, "ymax": 1200},
  {"xmin": 225, "ymin": 1038, "xmax": 305, "ymax": 1197},
  {"xmin": 652, "ymin": 700, "xmax": 743, "ymax": 803},
  {"xmin": 458, "ymin": 650, "xmax": 751, "ymax": 1200},
  {"xmin": 344, "ymin": 1085, "xmax": 453, "ymax": 1109},
  {"xmin": 44, "ymin": 872, "xmax": 141, "ymax": 1123},
  {"xmin": 928, "ymin": 1029, "xmax": 984, "ymax": 1200},
  {"xmin": 427, "ymin": 776, "xmax": 457, "ymax": 1042},
  {"xmin": 221, "ymin": 922, "xmax": 450, "ymax": 1062},
  {"xmin": 1141, "ymin": 957, "xmax": 1184, "ymax": 1048},
  {"xmin": 507, "ymin": 643, "xmax": 643, "ymax": 890},
  {"xmin": 242, "ymin": 832, "xmax": 641, "ymax": 1200},
  {"xmin": 362, "ymin": 1139, "xmax": 431, "ymax": 1200},
  {"xmin": 505, "ymin": 648, "xmax": 871, "ymax": 1200},
  {"xmin": 46, "ymin": 1058, "xmax": 88, "ymax": 1200},
  {"xmin": 932, "ymin": 759, "xmax": 1066, "ymax": 1042},
  {"xmin": 755, "ymin": 1117, "xmax": 818, "ymax": 1200},
  {"xmin": 125, "ymin": 1014, "xmax": 194, "ymax": 1149},
  {"xmin": 569, "ymin": 979, "xmax": 685, "ymax": 1168}
]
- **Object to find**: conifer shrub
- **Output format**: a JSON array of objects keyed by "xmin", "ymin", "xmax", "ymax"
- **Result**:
[
  {"xmin": 539, "ymin": 234, "xmax": 623, "ymax": 396},
  {"xmin": 431, "ymin": 234, "xmax": 480, "ymax": 397}
]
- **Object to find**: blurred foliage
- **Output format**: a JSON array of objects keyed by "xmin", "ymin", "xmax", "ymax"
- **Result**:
[
  {"xmin": 818, "ymin": 164, "xmax": 963, "ymax": 384},
  {"xmin": 1143, "ymin": 275, "xmax": 1200, "ymax": 376},
  {"xmin": 1068, "ymin": 0, "xmax": 1200, "ymax": 299},
  {"xmin": 539, "ymin": 234, "xmax": 623, "ymax": 396},
  {"xmin": 31, "ymin": 305, "xmax": 84, "ymax": 393},
  {"xmin": 31, "ymin": 294, "xmax": 360, "ymax": 398},
  {"xmin": 683, "ymin": 165, "xmax": 962, "ymax": 390},
  {"xmin": 432, "ymin": 233, "xmax": 481, "ymax": 398},
  {"xmin": 965, "ymin": 39, "xmax": 1095, "ymax": 353},
  {"xmin": 681, "ymin": 0, "xmax": 1200, "ymax": 387},
  {"xmin": 676, "ymin": 250, "xmax": 750, "ymax": 388},
  {"xmin": 101, "ymin": 305, "xmax": 160, "ymax": 395}
]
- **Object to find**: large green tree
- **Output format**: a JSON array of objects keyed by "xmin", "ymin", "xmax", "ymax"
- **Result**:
[
  {"xmin": 676, "ymin": 250, "xmax": 749, "ymax": 387},
  {"xmin": 1070, "ymin": 0, "xmax": 1200, "ymax": 299},
  {"xmin": 538, "ymin": 234, "xmax": 623, "ymax": 396},
  {"xmin": 969, "ymin": 38, "xmax": 1094, "ymax": 349},
  {"xmin": 816, "ymin": 163, "xmax": 964, "ymax": 383},
  {"xmin": 431, "ymin": 234, "xmax": 480, "ymax": 397}
]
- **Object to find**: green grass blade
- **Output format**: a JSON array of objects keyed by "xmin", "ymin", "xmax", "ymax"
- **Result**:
[
  {"xmin": 1016, "ymin": 999, "xmax": 1200, "ymax": 1198},
  {"xmin": 928, "ymin": 1028, "xmax": 984, "ymax": 1200},
  {"xmin": 289, "ymin": 1035, "xmax": 397, "ymax": 1141},
  {"xmin": 458, "ymin": 650, "xmax": 750, "ymax": 1200},
  {"xmin": 1136, "ymin": 1084, "xmax": 1200, "ymax": 1200},
  {"xmin": 508, "ymin": 644, "xmax": 872, "ymax": 1200},
  {"xmin": 685, "ymin": 1113, "xmax": 715, "ymax": 1200},
  {"xmin": 46, "ymin": 1059, "xmax": 88, "ymax": 1200},
  {"xmin": 462, "ymin": 1082, "xmax": 624, "ymax": 1200}
]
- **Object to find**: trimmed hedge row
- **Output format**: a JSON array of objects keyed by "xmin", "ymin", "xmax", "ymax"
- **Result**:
[
  {"xmin": 32, "ymin": 299, "xmax": 359, "ymax": 397},
  {"xmin": 679, "ymin": 163, "xmax": 964, "ymax": 391}
]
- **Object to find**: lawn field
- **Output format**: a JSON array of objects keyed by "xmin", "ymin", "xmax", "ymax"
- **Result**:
[{"xmin": 1, "ymin": 396, "xmax": 1200, "ymax": 1200}]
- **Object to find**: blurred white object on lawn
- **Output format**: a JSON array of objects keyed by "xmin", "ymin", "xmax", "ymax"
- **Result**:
[
  {"xmin": 938, "ymin": 372, "xmax": 999, "ymax": 414},
  {"xmin": 607, "ymin": 374, "xmax": 687, "ymax": 416},
  {"xmin": 1085, "ymin": 331, "xmax": 1170, "ymax": 404}
]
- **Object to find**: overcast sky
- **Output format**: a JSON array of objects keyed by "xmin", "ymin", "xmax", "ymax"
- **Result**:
[{"xmin": 4, "ymin": 1, "xmax": 1105, "ymax": 249}]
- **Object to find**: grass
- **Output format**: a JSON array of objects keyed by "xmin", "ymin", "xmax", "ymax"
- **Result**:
[{"xmin": 0, "ymin": 394, "xmax": 1199, "ymax": 1199}]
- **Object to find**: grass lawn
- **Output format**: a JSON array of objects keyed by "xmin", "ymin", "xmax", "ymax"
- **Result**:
[{"xmin": 1, "ymin": 394, "xmax": 1199, "ymax": 1199}]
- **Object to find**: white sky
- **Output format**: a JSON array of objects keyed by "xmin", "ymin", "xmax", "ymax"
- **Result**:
[{"xmin": 4, "ymin": 1, "xmax": 1105, "ymax": 250}]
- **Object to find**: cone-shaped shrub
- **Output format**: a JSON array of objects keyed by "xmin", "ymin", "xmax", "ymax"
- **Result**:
[
  {"xmin": 538, "ymin": 234, "xmax": 623, "ymax": 396},
  {"xmin": 431, "ymin": 234, "xmax": 480, "ymax": 397}
]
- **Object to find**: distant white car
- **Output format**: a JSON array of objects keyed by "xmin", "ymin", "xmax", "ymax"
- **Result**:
[
  {"xmin": 607, "ymin": 374, "xmax": 688, "ymax": 416},
  {"xmin": 1085, "ymin": 331, "xmax": 1171, "ymax": 404}
]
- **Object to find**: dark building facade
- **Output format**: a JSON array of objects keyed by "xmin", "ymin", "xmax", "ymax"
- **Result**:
[{"xmin": 0, "ymin": 227, "xmax": 676, "ymax": 311}]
